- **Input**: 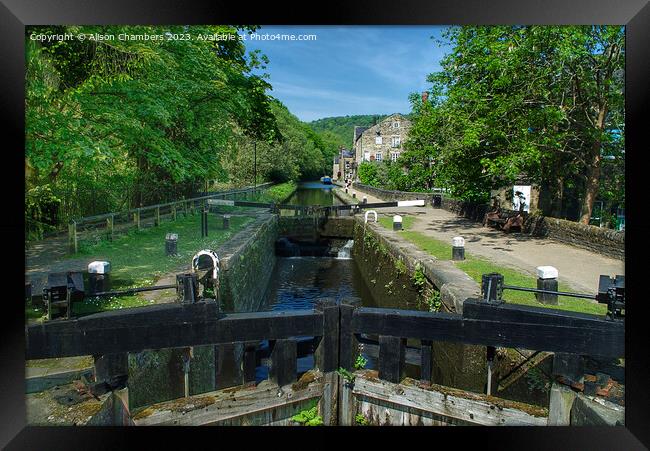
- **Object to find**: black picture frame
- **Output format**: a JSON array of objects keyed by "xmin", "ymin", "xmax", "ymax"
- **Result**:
[{"xmin": 3, "ymin": 0, "xmax": 648, "ymax": 448}]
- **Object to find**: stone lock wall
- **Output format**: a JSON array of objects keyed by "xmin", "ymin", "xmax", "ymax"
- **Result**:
[
  {"xmin": 350, "ymin": 217, "xmax": 506, "ymax": 394},
  {"xmin": 128, "ymin": 214, "xmax": 279, "ymax": 410},
  {"xmin": 218, "ymin": 214, "xmax": 278, "ymax": 313}
]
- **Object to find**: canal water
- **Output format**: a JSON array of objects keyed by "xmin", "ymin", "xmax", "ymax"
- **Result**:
[{"xmin": 282, "ymin": 181, "xmax": 342, "ymax": 208}]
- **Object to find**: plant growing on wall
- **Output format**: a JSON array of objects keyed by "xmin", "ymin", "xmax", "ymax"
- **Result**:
[
  {"xmin": 354, "ymin": 354, "xmax": 368, "ymax": 370},
  {"xmin": 291, "ymin": 406, "xmax": 324, "ymax": 426},
  {"xmin": 411, "ymin": 263, "xmax": 427, "ymax": 293},
  {"xmin": 355, "ymin": 413, "xmax": 369, "ymax": 426}
]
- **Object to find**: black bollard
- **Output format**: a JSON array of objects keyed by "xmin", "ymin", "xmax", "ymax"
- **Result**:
[
  {"xmin": 165, "ymin": 233, "xmax": 178, "ymax": 256},
  {"xmin": 481, "ymin": 273, "xmax": 504, "ymax": 303}
]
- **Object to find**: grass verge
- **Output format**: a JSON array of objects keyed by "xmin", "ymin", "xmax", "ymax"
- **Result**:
[
  {"xmin": 378, "ymin": 216, "xmax": 607, "ymax": 315},
  {"xmin": 28, "ymin": 213, "xmax": 253, "ymax": 318}
]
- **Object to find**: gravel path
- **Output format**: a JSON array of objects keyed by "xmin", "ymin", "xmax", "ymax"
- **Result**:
[{"xmin": 356, "ymin": 190, "xmax": 624, "ymax": 294}]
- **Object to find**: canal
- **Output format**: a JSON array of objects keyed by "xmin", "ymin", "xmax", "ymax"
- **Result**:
[
  {"xmin": 257, "ymin": 181, "xmax": 418, "ymax": 379},
  {"xmin": 257, "ymin": 181, "xmax": 552, "ymax": 407}
]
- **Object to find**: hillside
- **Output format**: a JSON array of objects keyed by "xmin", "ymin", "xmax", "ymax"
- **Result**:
[{"xmin": 309, "ymin": 114, "xmax": 393, "ymax": 149}]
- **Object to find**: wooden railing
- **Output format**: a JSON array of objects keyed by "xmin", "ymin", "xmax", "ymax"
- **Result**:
[{"xmin": 65, "ymin": 182, "xmax": 274, "ymax": 254}]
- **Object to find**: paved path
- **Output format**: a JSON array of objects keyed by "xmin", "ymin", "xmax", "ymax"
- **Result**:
[{"xmin": 354, "ymin": 189, "xmax": 624, "ymax": 294}]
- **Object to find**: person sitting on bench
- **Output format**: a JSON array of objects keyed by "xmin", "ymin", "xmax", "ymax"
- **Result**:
[
  {"xmin": 502, "ymin": 211, "xmax": 524, "ymax": 232},
  {"xmin": 483, "ymin": 198, "xmax": 502, "ymax": 226}
]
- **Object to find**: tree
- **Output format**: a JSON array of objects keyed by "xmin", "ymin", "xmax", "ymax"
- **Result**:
[{"xmin": 407, "ymin": 26, "xmax": 624, "ymax": 219}]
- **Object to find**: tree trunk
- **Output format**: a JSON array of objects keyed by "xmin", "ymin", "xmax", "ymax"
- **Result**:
[
  {"xmin": 579, "ymin": 148, "xmax": 601, "ymax": 224},
  {"xmin": 579, "ymin": 107, "xmax": 607, "ymax": 225}
]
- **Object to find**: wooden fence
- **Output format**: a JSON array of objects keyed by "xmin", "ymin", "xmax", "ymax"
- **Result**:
[
  {"xmin": 65, "ymin": 182, "xmax": 274, "ymax": 254},
  {"xmin": 25, "ymin": 294, "xmax": 623, "ymax": 426}
]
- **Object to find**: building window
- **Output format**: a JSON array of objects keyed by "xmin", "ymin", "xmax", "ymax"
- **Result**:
[
  {"xmin": 375, "ymin": 152, "xmax": 382, "ymax": 161},
  {"xmin": 393, "ymin": 121, "xmax": 400, "ymax": 129},
  {"xmin": 390, "ymin": 152, "xmax": 399, "ymax": 162},
  {"xmin": 391, "ymin": 136, "xmax": 401, "ymax": 148},
  {"xmin": 375, "ymin": 136, "xmax": 382, "ymax": 145}
]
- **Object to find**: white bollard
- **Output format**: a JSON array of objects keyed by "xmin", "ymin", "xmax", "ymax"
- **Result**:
[
  {"xmin": 536, "ymin": 266, "xmax": 559, "ymax": 305},
  {"xmin": 393, "ymin": 215, "xmax": 403, "ymax": 231},
  {"xmin": 362, "ymin": 196, "xmax": 367, "ymax": 204},
  {"xmin": 452, "ymin": 236, "xmax": 465, "ymax": 260}
]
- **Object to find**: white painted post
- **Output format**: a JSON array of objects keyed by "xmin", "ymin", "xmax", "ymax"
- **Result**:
[
  {"xmin": 536, "ymin": 266, "xmax": 559, "ymax": 305},
  {"xmin": 452, "ymin": 236, "xmax": 465, "ymax": 260},
  {"xmin": 364, "ymin": 210, "xmax": 378, "ymax": 224},
  {"xmin": 393, "ymin": 215, "xmax": 403, "ymax": 231},
  {"xmin": 362, "ymin": 195, "xmax": 367, "ymax": 204},
  {"xmin": 352, "ymin": 192, "xmax": 356, "ymax": 199}
]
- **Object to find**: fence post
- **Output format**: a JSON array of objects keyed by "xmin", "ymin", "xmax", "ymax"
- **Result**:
[
  {"xmin": 269, "ymin": 339, "xmax": 297, "ymax": 387},
  {"xmin": 314, "ymin": 298, "xmax": 339, "ymax": 373},
  {"xmin": 172, "ymin": 204, "xmax": 177, "ymax": 221},
  {"xmin": 155, "ymin": 206, "xmax": 161, "ymax": 227},
  {"xmin": 378, "ymin": 335, "xmax": 405, "ymax": 384},
  {"xmin": 339, "ymin": 300, "xmax": 359, "ymax": 372},
  {"xmin": 133, "ymin": 209, "xmax": 141, "ymax": 230},
  {"xmin": 420, "ymin": 340, "xmax": 433, "ymax": 384},
  {"xmin": 107, "ymin": 215, "xmax": 114, "ymax": 241},
  {"xmin": 68, "ymin": 220, "xmax": 78, "ymax": 254}
]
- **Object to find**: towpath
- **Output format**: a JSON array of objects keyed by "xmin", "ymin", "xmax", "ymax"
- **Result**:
[{"xmin": 352, "ymin": 190, "xmax": 624, "ymax": 294}]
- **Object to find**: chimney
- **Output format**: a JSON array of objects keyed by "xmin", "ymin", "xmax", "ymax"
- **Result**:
[{"xmin": 422, "ymin": 91, "xmax": 429, "ymax": 103}]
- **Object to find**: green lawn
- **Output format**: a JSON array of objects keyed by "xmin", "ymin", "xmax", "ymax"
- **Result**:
[
  {"xmin": 62, "ymin": 212, "xmax": 253, "ymax": 316},
  {"xmin": 378, "ymin": 216, "xmax": 607, "ymax": 315},
  {"xmin": 378, "ymin": 215, "xmax": 416, "ymax": 231}
]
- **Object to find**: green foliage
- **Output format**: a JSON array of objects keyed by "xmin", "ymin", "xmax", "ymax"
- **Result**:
[
  {"xmin": 411, "ymin": 263, "xmax": 427, "ymax": 293},
  {"xmin": 292, "ymin": 406, "xmax": 323, "ymax": 426},
  {"xmin": 309, "ymin": 114, "xmax": 391, "ymax": 149},
  {"xmin": 25, "ymin": 25, "xmax": 333, "ymax": 237},
  {"xmin": 354, "ymin": 355, "xmax": 368, "ymax": 370},
  {"xmin": 405, "ymin": 25, "xmax": 624, "ymax": 219},
  {"xmin": 426, "ymin": 290, "xmax": 442, "ymax": 312},
  {"xmin": 336, "ymin": 367, "xmax": 356, "ymax": 384},
  {"xmin": 394, "ymin": 258, "xmax": 407, "ymax": 275},
  {"xmin": 355, "ymin": 413, "xmax": 369, "ymax": 426}
]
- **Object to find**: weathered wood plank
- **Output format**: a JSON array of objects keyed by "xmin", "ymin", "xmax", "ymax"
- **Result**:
[
  {"xmin": 314, "ymin": 299, "xmax": 339, "ymax": 372},
  {"xmin": 337, "ymin": 372, "xmax": 357, "ymax": 426},
  {"xmin": 352, "ymin": 372, "xmax": 548, "ymax": 426},
  {"xmin": 243, "ymin": 343, "xmax": 257, "ymax": 384},
  {"xmin": 26, "ymin": 304, "xmax": 322, "ymax": 359},
  {"xmin": 132, "ymin": 371, "xmax": 325, "ymax": 426},
  {"xmin": 269, "ymin": 339, "xmax": 297, "ymax": 387},
  {"xmin": 378, "ymin": 336, "xmax": 405, "ymax": 383},
  {"xmin": 318, "ymin": 372, "xmax": 339, "ymax": 426},
  {"xmin": 420, "ymin": 340, "xmax": 433, "ymax": 384},
  {"xmin": 352, "ymin": 308, "xmax": 623, "ymax": 358},
  {"xmin": 339, "ymin": 301, "xmax": 358, "ymax": 371}
]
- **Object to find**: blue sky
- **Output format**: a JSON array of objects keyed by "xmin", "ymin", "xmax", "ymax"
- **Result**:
[{"xmin": 239, "ymin": 26, "xmax": 451, "ymax": 122}]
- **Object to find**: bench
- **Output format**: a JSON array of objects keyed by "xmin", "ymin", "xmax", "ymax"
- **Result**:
[{"xmin": 486, "ymin": 211, "xmax": 525, "ymax": 233}]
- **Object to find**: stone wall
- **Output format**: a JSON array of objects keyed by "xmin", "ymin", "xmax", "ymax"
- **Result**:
[
  {"xmin": 218, "ymin": 214, "xmax": 278, "ymax": 313},
  {"xmin": 278, "ymin": 216, "xmax": 355, "ymax": 241},
  {"xmin": 128, "ymin": 214, "xmax": 279, "ymax": 410},
  {"xmin": 350, "ymin": 217, "xmax": 510, "ymax": 394}
]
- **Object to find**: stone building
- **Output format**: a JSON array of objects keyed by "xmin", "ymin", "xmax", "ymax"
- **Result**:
[
  {"xmin": 353, "ymin": 113, "xmax": 412, "ymax": 168},
  {"xmin": 332, "ymin": 148, "xmax": 355, "ymax": 181}
]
